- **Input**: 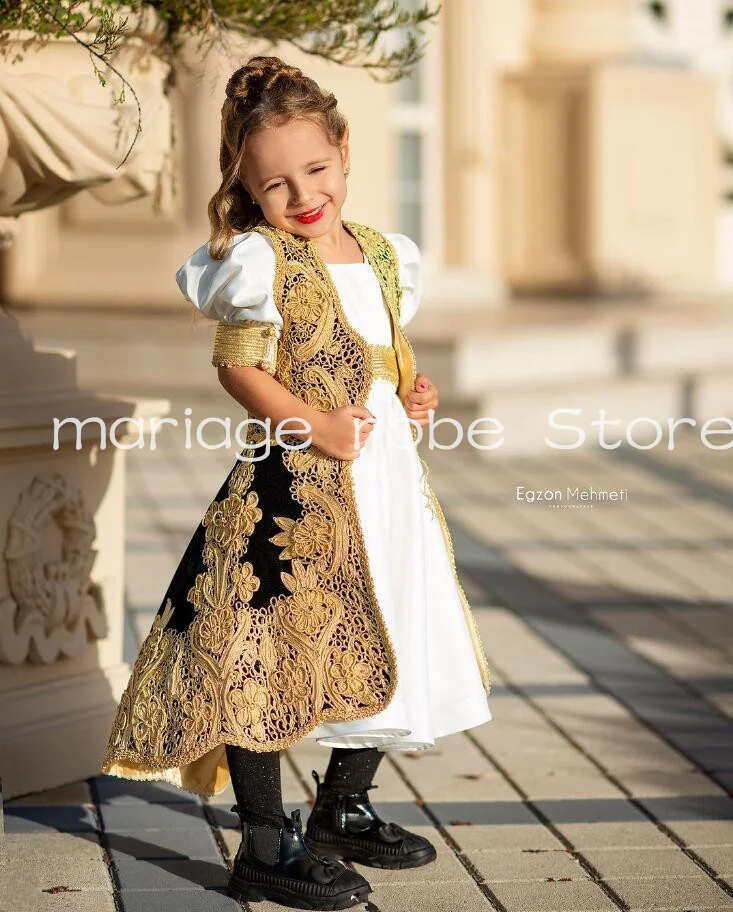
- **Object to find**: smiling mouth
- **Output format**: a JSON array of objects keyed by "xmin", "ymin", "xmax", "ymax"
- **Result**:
[{"xmin": 293, "ymin": 203, "xmax": 325, "ymax": 218}]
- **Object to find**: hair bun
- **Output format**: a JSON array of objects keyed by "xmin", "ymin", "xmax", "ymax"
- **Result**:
[{"xmin": 225, "ymin": 56, "xmax": 304, "ymax": 105}]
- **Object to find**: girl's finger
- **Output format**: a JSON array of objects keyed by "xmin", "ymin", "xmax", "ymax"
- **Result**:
[{"xmin": 408, "ymin": 390, "xmax": 432, "ymax": 406}]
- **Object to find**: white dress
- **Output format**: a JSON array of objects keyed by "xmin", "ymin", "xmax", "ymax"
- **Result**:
[{"xmin": 176, "ymin": 230, "xmax": 492, "ymax": 753}]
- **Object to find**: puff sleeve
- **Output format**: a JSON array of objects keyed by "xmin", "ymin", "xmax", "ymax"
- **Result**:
[
  {"xmin": 175, "ymin": 232, "xmax": 283, "ymax": 374},
  {"xmin": 385, "ymin": 232, "xmax": 422, "ymax": 329}
]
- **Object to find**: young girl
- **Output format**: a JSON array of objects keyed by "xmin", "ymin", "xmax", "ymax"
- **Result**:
[{"xmin": 101, "ymin": 55, "xmax": 492, "ymax": 910}]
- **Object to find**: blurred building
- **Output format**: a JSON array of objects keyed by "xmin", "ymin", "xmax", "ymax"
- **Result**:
[{"xmin": 2, "ymin": 0, "xmax": 732, "ymax": 312}]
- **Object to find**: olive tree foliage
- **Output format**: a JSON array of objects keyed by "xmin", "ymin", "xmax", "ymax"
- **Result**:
[
  {"xmin": 1, "ymin": 1, "xmax": 439, "ymax": 83},
  {"xmin": 0, "ymin": 0, "xmax": 439, "ymax": 164}
]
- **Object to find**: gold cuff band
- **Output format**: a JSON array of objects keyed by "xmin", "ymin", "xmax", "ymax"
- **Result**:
[{"xmin": 212, "ymin": 321, "xmax": 279, "ymax": 374}]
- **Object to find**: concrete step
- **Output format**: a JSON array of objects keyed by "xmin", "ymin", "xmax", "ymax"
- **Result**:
[
  {"xmin": 411, "ymin": 303, "xmax": 733, "ymax": 400},
  {"xmin": 467, "ymin": 370, "xmax": 733, "ymax": 458}
]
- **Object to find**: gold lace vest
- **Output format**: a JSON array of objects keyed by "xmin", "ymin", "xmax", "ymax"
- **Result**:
[{"xmin": 100, "ymin": 221, "xmax": 491, "ymax": 798}]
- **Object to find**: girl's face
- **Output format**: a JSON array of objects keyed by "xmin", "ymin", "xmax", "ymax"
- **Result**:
[{"xmin": 241, "ymin": 118, "xmax": 349, "ymax": 239}]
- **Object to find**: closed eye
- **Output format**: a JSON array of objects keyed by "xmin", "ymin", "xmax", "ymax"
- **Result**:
[{"xmin": 264, "ymin": 166, "xmax": 327, "ymax": 192}]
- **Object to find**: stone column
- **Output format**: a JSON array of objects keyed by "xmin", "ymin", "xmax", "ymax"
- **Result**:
[
  {"xmin": 498, "ymin": 0, "xmax": 718, "ymax": 295},
  {"xmin": 442, "ymin": 0, "xmax": 530, "ymax": 302}
]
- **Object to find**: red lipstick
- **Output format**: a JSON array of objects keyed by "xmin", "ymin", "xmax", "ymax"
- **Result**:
[{"xmin": 293, "ymin": 202, "xmax": 326, "ymax": 224}]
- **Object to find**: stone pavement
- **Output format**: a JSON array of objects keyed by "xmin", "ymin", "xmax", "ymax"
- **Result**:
[{"xmin": 3, "ymin": 310, "xmax": 733, "ymax": 911}]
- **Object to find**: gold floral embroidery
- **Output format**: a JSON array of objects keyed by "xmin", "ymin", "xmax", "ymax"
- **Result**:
[
  {"xmin": 133, "ymin": 694, "xmax": 166, "ymax": 745},
  {"xmin": 329, "ymin": 651, "xmax": 373, "ymax": 701},
  {"xmin": 289, "ymin": 280, "xmax": 325, "ymax": 324},
  {"xmin": 192, "ymin": 607, "xmax": 233, "ymax": 655},
  {"xmin": 231, "ymin": 680, "xmax": 269, "ymax": 741},
  {"xmin": 270, "ymin": 513, "xmax": 333, "ymax": 560},
  {"xmin": 231, "ymin": 561, "xmax": 260, "ymax": 604},
  {"xmin": 182, "ymin": 693, "xmax": 214, "ymax": 734},
  {"xmin": 273, "ymin": 655, "xmax": 312, "ymax": 704},
  {"xmin": 277, "ymin": 560, "xmax": 335, "ymax": 638},
  {"xmin": 203, "ymin": 492, "xmax": 261, "ymax": 548}
]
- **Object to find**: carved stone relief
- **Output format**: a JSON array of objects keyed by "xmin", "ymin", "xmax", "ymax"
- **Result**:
[{"xmin": 1, "ymin": 473, "xmax": 107, "ymax": 664}]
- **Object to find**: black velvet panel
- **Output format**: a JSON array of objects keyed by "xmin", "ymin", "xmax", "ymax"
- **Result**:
[{"xmin": 153, "ymin": 443, "xmax": 304, "ymax": 634}]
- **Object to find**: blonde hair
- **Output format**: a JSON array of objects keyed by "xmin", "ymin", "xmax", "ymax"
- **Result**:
[{"xmin": 207, "ymin": 55, "xmax": 349, "ymax": 261}]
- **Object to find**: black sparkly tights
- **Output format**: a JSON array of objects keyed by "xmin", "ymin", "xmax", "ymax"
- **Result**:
[{"xmin": 225, "ymin": 743, "xmax": 385, "ymax": 828}]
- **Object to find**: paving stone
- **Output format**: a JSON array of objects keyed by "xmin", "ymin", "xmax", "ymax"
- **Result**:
[
  {"xmin": 369, "ymin": 879, "xmax": 491, "ymax": 912},
  {"xmin": 99, "ymin": 802, "xmax": 207, "ymax": 832},
  {"xmin": 119, "ymin": 888, "xmax": 240, "ymax": 911},
  {"xmin": 5, "ymin": 891, "xmax": 117, "ymax": 912},
  {"xmin": 106, "ymin": 826, "xmax": 221, "ymax": 862},
  {"xmin": 5, "ymin": 782, "xmax": 92, "ymax": 806},
  {"xmin": 554, "ymin": 821, "xmax": 673, "ymax": 849},
  {"xmin": 388, "ymin": 734, "xmax": 517, "ymax": 802},
  {"xmin": 515, "ymin": 773, "xmax": 623, "ymax": 801},
  {"xmin": 15, "ymin": 335, "xmax": 727, "ymax": 912},
  {"xmin": 606, "ymin": 875, "xmax": 733, "ymax": 909},
  {"xmin": 667, "ymin": 820, "xmax": 733, "ymax": 847},
  {"xmin": 532, "ymin": 797, "xmax": 652, "ymax": 826},
  {"xmin": 715, "ymin": 768, "xmax": 733, "ymax": 792},
  {"xmin": 470, "ymin": 847, "xmax": 586, "ymax": 883},
  {"xmin": 114, "ymin": 857, "xmax": 229, "ymax": 890},
  {"xmin": 3, "ymin": 854, "xmax": 112, "ymax": 892},
  {"xmin": 488, "ymin": 877, "xmax": 618, "ymax": 911},
  {"xmin": 636, "ymin": 796, "xmax": 733, "ymax": 823},
  {"xmin": 430, "ymin": 800, "xmax": 539, "ymax": 827},
  {"xmin": 445, "ymin": 823, "xmax": 565, "ymax": 853},
  {"xmin": 581, "ymin": 847, "xmax": 705, "ymax": 879},
  {"xmin": 128, "ymin": 609, "xmax": 156, "ymax": 646},
  {"xmin": 3, "ymin": 806, "xmax": 97, "ymax": 834},
  {"xmin": 0, "ymin": 832, "xmax": 104, "ymax": 859},
  {"xmin": 94, "ymin": 775, "xmax": 203, "ymax": 805},
  {"xmin": 692, "ymin": 846, "xmax": 733, "ymax": 877}
]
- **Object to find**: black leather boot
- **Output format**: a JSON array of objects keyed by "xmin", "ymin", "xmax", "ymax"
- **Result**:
[
  {"xmin": 303, "ymin": 770, "xmax": 437, "ymax": 869},
  {"xmin": 227, "ymin": 804, "xmax": 372, "ymax": 910}
]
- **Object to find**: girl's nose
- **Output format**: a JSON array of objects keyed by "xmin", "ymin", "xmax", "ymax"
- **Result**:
[{"xmin": 291, "ymin": 185, "xmax": 312, "ymax": 206}]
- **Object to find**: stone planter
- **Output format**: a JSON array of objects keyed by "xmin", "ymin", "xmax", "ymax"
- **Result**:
[{"xmin": 0, "ymin": 7, "xmax": 172, "ymax": 798}]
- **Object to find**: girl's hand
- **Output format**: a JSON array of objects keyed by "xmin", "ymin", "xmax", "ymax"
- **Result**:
[
  {"xmin": 311, "ymin": 405, "xmax": 376, "ymax": 460},
  {"xmin": 405, "ymin": 373, "xmax": 439, "ymax": 427}
]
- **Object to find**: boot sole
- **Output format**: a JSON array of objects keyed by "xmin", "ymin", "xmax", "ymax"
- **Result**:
[
  {"xmin": 305, "ymin": 837, "xmax": 437, "ymax": 870},
  {"xmin": 228, "ymin": 870, "xmax": 372, "ymax": 909}
]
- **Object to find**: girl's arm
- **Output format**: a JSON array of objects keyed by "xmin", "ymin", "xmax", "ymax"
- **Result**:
[
  {"xmin": 218, "ymin": 366, "xmax": 376, "ymax": 459},
  {"xmin": 218, "ymin": 365, "xmax": 327, "ymax": 445}
]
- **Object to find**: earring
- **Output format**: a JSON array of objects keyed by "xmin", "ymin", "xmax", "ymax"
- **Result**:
[{"xmin": 344, "ymin": 166, "xmax": 350, "ymax": 177}]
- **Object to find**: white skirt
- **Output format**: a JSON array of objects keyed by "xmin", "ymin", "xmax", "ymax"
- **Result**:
[{"xmin": 306, "ymin": 377, "xmax": 492, "ymax": 752}]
